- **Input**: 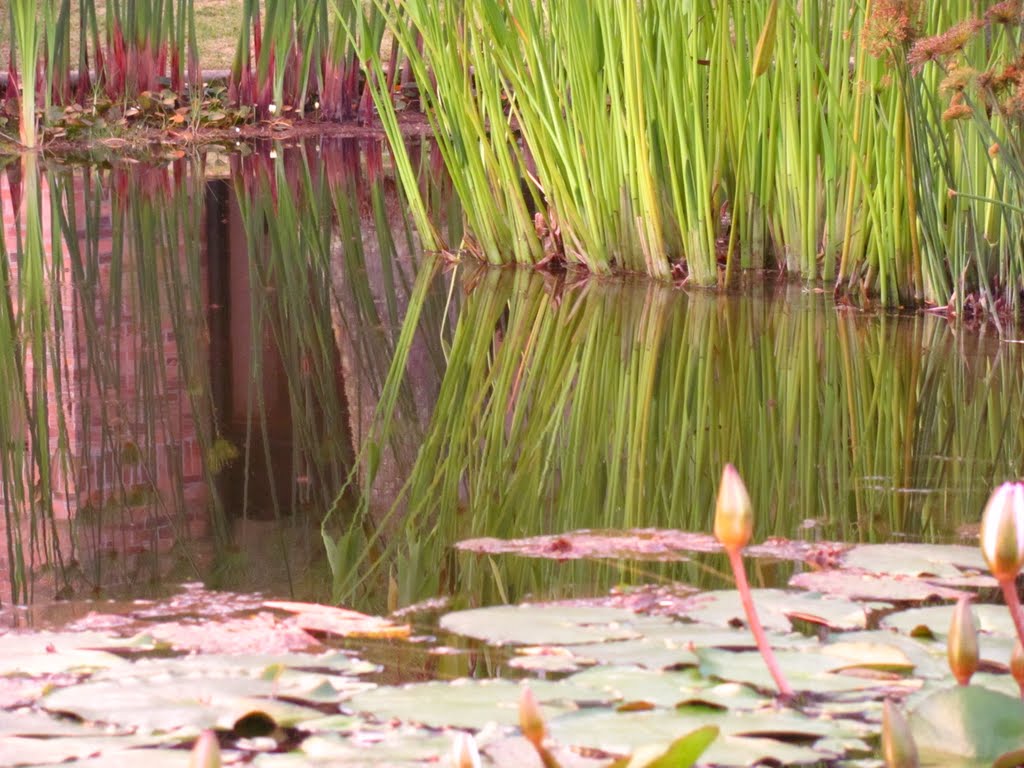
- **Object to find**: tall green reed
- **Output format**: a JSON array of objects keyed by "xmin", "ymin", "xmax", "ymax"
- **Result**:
[{"xmin": 362, "ymin": 0, "xmax": 1024, "ymax": 310}]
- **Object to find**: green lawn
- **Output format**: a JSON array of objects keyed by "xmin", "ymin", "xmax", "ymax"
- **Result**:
[{"xmin": 0, "ymin": 0, "xmax": 242, "ymax": 71}]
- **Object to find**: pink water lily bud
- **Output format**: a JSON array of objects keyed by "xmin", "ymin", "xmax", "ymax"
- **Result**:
[
  {"xmin": 980, "ymin": 482, "xmax": 1024, "ymax": 582},
  {"xmin": 947, "ymin": 596, "xmax": 979, "ymax": 686},
  {"xmin": 881, "ymin": 699, "xmax": 919, "ymax": 768},
  {"xmin": 188, "ymin": 730, "xmax": 221, "ymax": 768},
  {"xmin": 714, "ymin": 464, "xmax": 753, "ymax": 551},
  {"xmin": 519, "ymin": 685, "xmax": 546, "ymax": 749},
  {"xmin": 451, "ymin": 732, "xmax": 481, "ymax": 768}
]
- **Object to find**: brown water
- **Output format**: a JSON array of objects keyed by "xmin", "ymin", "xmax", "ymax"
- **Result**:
[{"xmin": 0, "ymin": 139, "xmax": 1021, "ymax": 624}]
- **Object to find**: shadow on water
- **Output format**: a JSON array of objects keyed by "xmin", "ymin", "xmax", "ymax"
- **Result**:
[{"xmin": 0, "ymin": 139, "xmax": 1022, "ymax": 621}]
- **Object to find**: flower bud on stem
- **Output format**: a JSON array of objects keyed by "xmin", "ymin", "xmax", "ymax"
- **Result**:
[
  {"xmin": 715, "ymin": 465, "xmax": 792, "ymax": 700},
  {"xmin": 725, "ymin": 546, "xmax": 794, "ymax": 699}
]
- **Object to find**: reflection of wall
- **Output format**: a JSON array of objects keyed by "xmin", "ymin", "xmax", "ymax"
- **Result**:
[{"xmin": 0, "ymin": 168, "xmax": 211, "ymax": 597}]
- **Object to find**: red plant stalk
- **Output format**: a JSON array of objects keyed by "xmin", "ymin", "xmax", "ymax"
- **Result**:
[
  {"xmin": 1001, "ymin": 579, "xmax": 1024, "ymax": 651},
  {"xmin": 726, "ymin": 547, "xmax": 794, "ymax": 699}
]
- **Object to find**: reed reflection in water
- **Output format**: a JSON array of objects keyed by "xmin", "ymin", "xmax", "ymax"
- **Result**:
[
  {"xmin": 341, "ymin": 269, "xmax": 1024, "ymax": 611},
  {"xmin": 0, "ymin": 139, "xmax": 1022, "ymax": 617},
  {"xmin": 0, "ymin": 139, "xmax": 447, "ymax": 607}
]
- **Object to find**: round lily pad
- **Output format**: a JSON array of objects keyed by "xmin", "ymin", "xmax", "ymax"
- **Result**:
[{"xmin": 440, "ymin": 604, "xmax": 673, "ymax": 646}]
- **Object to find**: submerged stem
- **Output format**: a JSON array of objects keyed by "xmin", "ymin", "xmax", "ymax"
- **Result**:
[{"xmin": 726, "ymin": 546, "xmax": 793, "ymax": 699}]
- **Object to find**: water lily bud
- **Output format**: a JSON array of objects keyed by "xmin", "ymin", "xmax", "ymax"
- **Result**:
[
  {"xmin": 451, "ymin": 732, "xmax": 481, "ymax": 768},
  {"xmin": 980, "ymin": 482, "xmax": 1024, "ymax": 582},
  {"xmin": 519, "ymin": 685, "xmax": 546, "ymax": 748},
  {"xmin": 714, "ymin": 464, "xmax": 753, "ymax": 551},
  {"xmin": 188, "ymin": 730, "xmax": 221, "ymax": 768},
  {"xmin": 1011, "ymin": 641, "xmax": 1024, "ymax": 695},
  {"xmin": 881, "ymin": 699, "xmax": 919, "ymax": 768},
  {"xmin": 947, "ymin": 596, "xmax": 979, "ymax": 686}
]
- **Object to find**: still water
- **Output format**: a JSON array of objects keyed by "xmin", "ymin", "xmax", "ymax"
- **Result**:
[{"xmin": 0, "ymin": 140, "xmax": 1021, "ymax": 621}]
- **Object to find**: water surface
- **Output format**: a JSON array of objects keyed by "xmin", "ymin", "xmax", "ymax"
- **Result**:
[{"xmin": 0, "ymin": 140, "xmax": 1020, "ymax": 622}]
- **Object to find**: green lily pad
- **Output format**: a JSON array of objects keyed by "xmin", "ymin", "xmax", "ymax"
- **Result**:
[
  {"xmin": 44, "ymin": 674, "xmax": 323, "ymax": 733},
  {"xmin": 565, "ymin": 665, "xmax": 783, "ymax": 714},
  {"xmin": 910, "ymin": 686, "xmax": 1024, "ymax": 765},
  {"xmin": 25, "ymin": 747, "xmax": 201, "ymax": 768},
  {"xmin": 683, "ymin": 589, "xmax": 882, "ymax": 632},
  {"xmin": 789, "ymin": 569, "xmax": 969, "ymax": 602},
  {"xmin": 881, "ymin": 603, "xmax": 1017, "ymax": 638},
  {"xmin": 346, "ymin": 678, "xmax": 593, "ymax": 730},
  {"xmin": 0, "ymin": 632, "xmax": 129, "ymax": 676},
  {"xmin": 697, "ymin": 647, "xmax": 919, "ymax": 695},
  {"xmin": 440, "ymin": 605, "xmax": 673, "ymax": 646},
  {"xmin": 547, "ymin": 707, "xmax": 852, "ymax": 766},
  {"xmin": 841, "ymin": 544, "xmax": 990, "ymax": 583}
]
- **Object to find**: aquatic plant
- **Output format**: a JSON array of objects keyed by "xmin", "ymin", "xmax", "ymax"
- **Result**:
[
  {"xmin": 713, "ymin": 465, "xmax": 793, "ymax": 698},
  {"xmin": 980, "ymin": 482, "xmax": 1024, "ymax": 648},
  {"xmin": 946, "ymin": 595, "xmax": 979, "ymax": 685},
  {"xmin": 357, "ymin": 0, "xmax": 1024, "ymax": 311}
]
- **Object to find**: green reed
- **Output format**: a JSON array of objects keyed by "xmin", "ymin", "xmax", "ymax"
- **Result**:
[
  {"xmin": 328, "ymin": 266, "xmax": 1024, "ymax": 611},
  {"xmin": 362, "ymin": 0, "xmax": 1024, "ymax": 310}
]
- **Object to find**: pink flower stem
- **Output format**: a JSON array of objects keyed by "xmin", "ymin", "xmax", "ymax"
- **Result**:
[
  {"xmin": 1001, "ymin": 578, "xmax": 1024, "ymax": 652},
  {"xmin": 726, "ymin": 546, "xmax": 794, "ymax": 699}
]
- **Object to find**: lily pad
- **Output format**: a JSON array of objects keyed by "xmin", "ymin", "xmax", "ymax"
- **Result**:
[
  {"xmin": 841, "ymin": 544, "xmax": 991, "ymax": 584},
  {"xmin": 880, "ymin": 603, "xmax": 1018, "ymax": 638},
  {"xmin": 910, "ymin": 686, "xmax": 1024, "ymax": 765},
  {"xmin": 547, "ymin": 707, "xmax": 852, "ymax": 766},
  {"xmin": 566, "ymin": 665, "xmax": 770, "ymax": 711},
  {"xmin": 697, "ymin": 648, "xmax": 919, "ymax": 696},
  {"xmin": 0, "ymin": 632, "xmax": 129, "ymax": 676},
  {"xmin": 440, "ymin": 605, "xmax": 673, "ymax": 646},
  {"xmin": 789, "ymin": 569, "xmax": 969, "ymax": 602},
  {"xmin": 44, "ymin": 672, "xmax": 326, "ymax": 733},
  {"xmin": 681, "ymin": 589, "xmax": 882, "ymax": 632}
]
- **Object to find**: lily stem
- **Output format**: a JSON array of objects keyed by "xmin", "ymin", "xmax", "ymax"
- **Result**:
[
  {"xmin": 726, "ymin": 546, "xmax": 794, "ymax": 699},
  {"xmin": 1001, "ymin": 578, "xmax": 1024, "ymax": 652}
]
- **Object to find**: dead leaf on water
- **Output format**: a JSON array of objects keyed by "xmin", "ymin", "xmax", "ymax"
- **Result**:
[{"xmin": 264, "ymin": 600, "xmax": 410, "ymax": 639}]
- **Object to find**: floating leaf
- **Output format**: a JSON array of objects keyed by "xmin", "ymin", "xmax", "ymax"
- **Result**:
[
  {"xmin": 682, "ymin": 589, "xmax": 882, "ymax": 632},
  {"xmin": 789, "ymin": 569, "xmax": 969, "ymax": 602},
  {"xmin": 440, "ymin": 605, "xmax": 673, "ymax": 646},
  {"xmin": 910, "ymin": 686, "xmax": 1024, "ymax": 765},
  {"xmin": 264, "ymin": 600, "xmax": 410, "ymax": 639},
  {"xmin": 841, "ymin": 544, "xmax": 990, "ymax": 584}
]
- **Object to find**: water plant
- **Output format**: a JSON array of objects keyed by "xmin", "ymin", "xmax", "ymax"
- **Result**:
[
  {"xmin": 713, "ymin": 464, "xmax": 793, "ymax": 698},
  {"xmin": 979, "ymin": 481, "xmax": 1024, "ymax": 646},
  {"xmin": 355, "ymin": 0, "xmax": 1024, "ymax": 312}
]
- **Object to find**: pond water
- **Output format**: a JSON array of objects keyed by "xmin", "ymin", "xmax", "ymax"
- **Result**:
[{"xmin": 0, "ymin": 139, "xmax": 1021, "ymax": 623}]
